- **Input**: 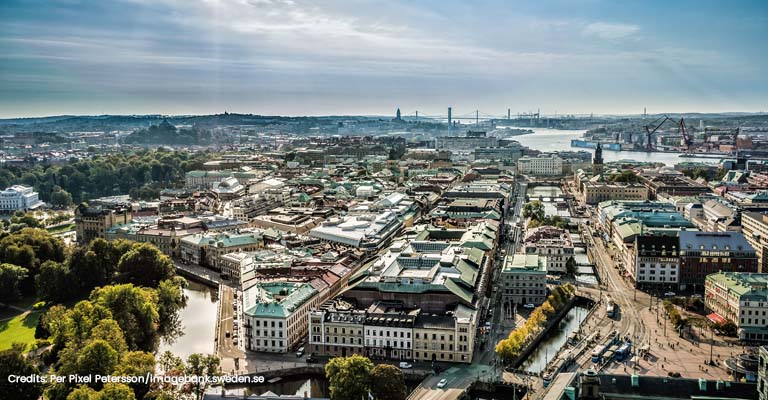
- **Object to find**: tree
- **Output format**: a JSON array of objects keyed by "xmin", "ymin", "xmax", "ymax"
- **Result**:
[
  {"xmin": 50, "ymin": 188, "xmax": 73, "ymax": 208},
  {"xmin": 541, "ymin": 301, "xmax": 555, "ymax": 316},
  {"xmin": 156, "ymin": 278, "xmax": 186, "ymax": 337},
  {"xmin": 184, "ymin": 353, "xmax": 220, "ymax": 400},
  {"xmin": 67, "ymin": 385, "xmax": 97, "ymax": 400},
  {"xmin": 370, "ymin": 364, "xmax": 407, "ymax": 400},
  {"xmin": 117, "ymin": 243, "xmax": 175, "ymax": 288},
  {"xmin": 325, "ymin": 355, "xmax": 374, "ymax": 400},
  {"xmin": 566, "ymin": 256, "xmax": 577, "ymax": 276},
  {"xmin": 114, "ymin": 351, "xmax": 155, "ymax": 399},
  {"xmin": 0, "ymin": 348, "xmax": 43, "ymax": 400},
  {"xmin": 0, "ymin": 263, "xmax": 28, "ymax": 302},
  {"xmin": 89, "ymin": 284, "xmax": 160, "ymax": 351},
  {"xmin": 35, "ymin": 260, "xmax": 76, "ymax": 302},
  {"xmin": 157, "ymin": 350, "xmax": 184, "ymax": 373},
  {"xmin": 76, "ymin": 340, "xmax": 118, "ymax": 384},
  {"xmin": 90, "ymin": 318, "xmax": 129, "ymax": 355},
  {"xmin": 523, "ymin": 201, "xmax": 545, "ymax": 222},
  {"xmin": 96, "ymin": 383, "xmax": 136, "ymax": 400}
]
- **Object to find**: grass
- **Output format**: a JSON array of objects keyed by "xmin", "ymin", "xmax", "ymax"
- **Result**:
[
  {"xmin": 0, "ymin": 310, "xmax": 42, "ymax": 351},
  {"xmin": 46, "ymin": 223, "xmax": 76, "ymax": 234}
]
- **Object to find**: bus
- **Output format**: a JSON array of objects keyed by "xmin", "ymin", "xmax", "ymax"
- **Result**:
[
  {"xmin": 591, "ymin": 345, "xmax": 607, "ymax": 363},
  {"xmin": 615, "ymin": 341, "xmax": 632, "ymax": 361},
  {"xmin": 606, "ymin": 296, "xmax": 615, "ymax": 318}
]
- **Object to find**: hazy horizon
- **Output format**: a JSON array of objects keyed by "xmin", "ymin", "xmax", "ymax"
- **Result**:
[{"xmin": 2, "ymin": 0, "xmax": 767, "ymax": 118}]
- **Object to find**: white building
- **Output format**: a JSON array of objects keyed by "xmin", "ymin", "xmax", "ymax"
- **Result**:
[
  {"xmin": 517, "ymin": 155, "xmax": 564, "ymax": 176},
  {"xmin": 309, "ymin": 211, "xmax": 403, "ymax": 251},
  {"xmin": 0, "ymin": 185, "xmax": 44, "ymax": 212}
]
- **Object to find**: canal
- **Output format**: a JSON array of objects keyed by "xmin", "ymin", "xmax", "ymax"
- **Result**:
[
  {"xmin": 158, "ymin": 280, "xmax": 219, "ymax": 359},
  {"xmin": 520, "ymin": 305, "xmax": 589, "ymax": 373}
]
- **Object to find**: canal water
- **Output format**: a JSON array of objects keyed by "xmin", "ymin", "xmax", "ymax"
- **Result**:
[
  {"xmin": 520, "ymin": 305, "xmax": 589, "ymax": 373},
  {"xmin": 526, "ymin": 186, "xmax": 569, "ymax": 218},
  {"xmin": 507, "ymin": 128, "xmax": 719, "ymax": 167},
  {"xmin": 158, "ymin": 280, "xmax": 219, "ymax": 359}
]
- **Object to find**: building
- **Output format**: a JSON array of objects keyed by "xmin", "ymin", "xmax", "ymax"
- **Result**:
[
  {"xmin": 308, "ymin": 298, "xmax": 476, "ymax": 363},
  {"xmin": 592, "ymin": 143, "xmax": 603, "ymax": 175},
  {"xmin": 0, "ymin": 185, "xmax": 44, "ymax": 212},
  {"xmin": 75, "ymin": 202, "xmax": 132, "ymax": 244},
  {"xmin": 679, "ymin": 231, "xmax": 758, "ymax": 291},
  {"xmin": 435, "ymin": 132, "xmax": 497, "ymax": 151},
  {"xmin": 546, "ymin": 369, "xmax": 757, "ymax": 400},
  {"xmin": 251, "ymin": 208, "xmax": 329, "ymax": 234},
  {"xmin": 243, "ymin": 263, "xmax": 352, "ymax": 353},
  {"xmin": 211, "ymin": 177, "xmax": 246, "ymax": 201},
  {"xmin": 579, "ymin": 180, "xmax": 649, "ymax": 205},
  {"xmin": 523, "ymin": 226, "xmax": 574, "ymax": 274},
  {"xmin": 742, "ymin": 212, "xmax": 768, "ymax": 273},
  {"xmin": 689, "ymin": 199, "xmax": 741, "ymax": 233},
  {"xmin": 633, "ymin": 235, "xmax": 680, "ymax": 290},
  {"xmin": 759, "ymin": 346, "xmax": 768, "ymax": 400},
  {"xmin": 180, "ymin": 231, "xmax": 264, "ymax": 273},
  {"xmin": 309, "ymin": 211, "xmax": 403, "ymax": 252},
  {"xmin": 474, "ymin": 146, "xmax": 523, "ymax": 162},
  {"xmin": 705, "ymin": 272, "xmax": 768, "ymax": 341},
  {"xmin": 185, "ymin": 170, "xmax": 261, "ymax": 189},
  {"xmin": 500, "ymin": 254, "xmax": 547, "ymax": 310},
  {"xmin": 517, "ymin": 155, "xmax": 564, "ymax": 176},
  {"xmin": 309, "ymin": 298, "xmax": 366, "ymax": 358},
  {"xmin": 105, "ymin": 215, "xmax": 205, "ymax": 257}
]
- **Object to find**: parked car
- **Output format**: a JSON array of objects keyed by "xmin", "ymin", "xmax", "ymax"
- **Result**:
[
  {"xmin": 691, "ymin": 294, "xmax": 703, "ymax": 299},
  {"xmin": 523, "ymin": 303, "xmax": 535, "ymax": 309},
  {"xmin": 437, "ymin": 379, "xmax": 448, "ymax": 388},
  {"xmin": 306, "ymin": 355, "xmax": 317, "ymax": 363},
  {"xmin": 399, "ymin": 362, "xmax": 413, "ymax": 369},
  {"xmin": 225, "ymin": 330, "xmax": 230, "ymax": 338},
  {"xmin": 296, "ymin": 347, "xmax": 305, "ymax": 357},
  {"xmin": 664, "ymin": 292, "xmax": 676, "ymax": 297}
]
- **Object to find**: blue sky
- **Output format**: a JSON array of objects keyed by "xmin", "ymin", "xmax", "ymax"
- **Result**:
[{"xmin": 1, "ymin": 0, "xmax": 766, "ymax": 118}]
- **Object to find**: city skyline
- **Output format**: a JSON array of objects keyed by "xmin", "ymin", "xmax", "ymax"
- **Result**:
[{"xmin": 1, "ymin": 0, "xmax": 767, "ymax": 118}]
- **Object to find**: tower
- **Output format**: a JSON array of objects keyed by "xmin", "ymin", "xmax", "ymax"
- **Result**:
[
  {"xmin": 592, "ymin": 143, "xmax": 604, "ymax": 175},
  {"xmin": 396, "ymin": 108, "xmax": 401, "ymax": 121},
  {"xmin": 448, "ymin": 107, "xmax": 452, "ymax": 134}
]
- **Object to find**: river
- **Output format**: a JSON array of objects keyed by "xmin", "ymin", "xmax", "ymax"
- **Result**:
[
  {"xmin": 506, "ymin": 128, "xmax": 719, "ymax": 167},
  {"xmin": 158, "ymin": 281, "xmax": 219, "ymax": 359},
  {"xmin": 520, "ymin": 305, "xmax": 589, "ymax": 373}
]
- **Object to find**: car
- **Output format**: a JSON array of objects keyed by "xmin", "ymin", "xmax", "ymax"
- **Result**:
[
  {"xmin": 523, "ymin": 303, "xmax": 535, "ymax": 309},
  {"xmin": 691, "ymin": 294, "xmax": 703, "ymax": 299},
  {"xmin": 306, "ymin": 355, "xmax": 317, "ymax": 363},
  {"xmin": 225, "ymin": 330, "xmax": 231, "ymax": 338},
  {"xmin": 233, "ymin": 339, "xmax": 238, "ymax": 345},
  {"xmin": 296, "ymin": 347, "xmax": 305, "ymax": 357},
  {"xmin": 436, "ymin": 379, "xmax": 448, "ymax": 388},
  {"xmin": 399, "ymin": 362, "xmax": 413, "ymax": 369},
  {"xmin": 664, "ymin": 291, "xmax": 676, "ymax": 297}
]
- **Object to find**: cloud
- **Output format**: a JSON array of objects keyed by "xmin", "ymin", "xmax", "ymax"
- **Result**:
[{"xmin": 583, "ymin": 22, "xmax": 639, "ymax": 40}]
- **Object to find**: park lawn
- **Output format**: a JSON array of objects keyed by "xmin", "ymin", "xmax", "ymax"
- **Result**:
[
  {"xmin": 47, "ymin": 223, "xmax": 76, "ymax": 234},
  {"xmin": 0, "ymin": 310, "xmax": 42, "ymax": 351}
]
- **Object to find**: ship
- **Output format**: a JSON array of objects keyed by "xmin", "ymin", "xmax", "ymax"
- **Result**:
[{"xmin": 571, "ymin": 139, "xmax": 622, "ymax": 151}]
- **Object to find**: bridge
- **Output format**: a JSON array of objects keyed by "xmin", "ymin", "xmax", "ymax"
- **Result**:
[{"xmin": 174, "ymin": 261, "xmax": 221, "ymax": 287}]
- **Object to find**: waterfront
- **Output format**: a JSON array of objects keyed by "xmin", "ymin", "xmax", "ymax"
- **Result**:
[
  {"xmin": 507, "ymin": 128, "xmax": 720, "ymax": 167},
  {"xmin": 158, "ymin": 281, "xmax": 219, "ymax": 359},
  {"xmin": 520, "ymin": 305, "xmax": 589, "ymax": 373}
]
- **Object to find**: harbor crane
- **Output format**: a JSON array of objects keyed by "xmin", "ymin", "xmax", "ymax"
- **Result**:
[{"xmin": 643, "ymin": 115, "xmax": 693, "ymax": 151}]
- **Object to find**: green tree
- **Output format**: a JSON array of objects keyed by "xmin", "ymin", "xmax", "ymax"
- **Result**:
[
  {"xmin": 157, "ymin": 350, "xmax": 184, "ymax": 373},
  {"xmin": 96, "ymin": 383, "xmax": 136, "ymax": 400},
  {"xmin": 50, "ymin": 188, "xmax": 74, "ymax": 208},
  {"xmin": 325, "ymin": 355, "xmax": 374, "ymax": 400},
  {"xmin": 117, "ymin": 243, "xmax": 175, "ymax": 288},
  {"xmin": 35, "ymin": 260, "xmax": 76, "ymax": 302},
  {"xmin": 0, "ymin": 263, "xmax": 28, "ymax": 302},
  {"xmin": 0, "ymin": 347, "xmax": 43, "ymax": 400},
  {"xmin": 370, "ymin": 364, "xmax": 407, "ymax": 400},
  {"xmin": 184, "ymin": 353, "xmax": 220, "ymax": 400},
  {"xmin": 523, "ymin": 201, "xmax": 545, "ymax": 222},
  {"xmin": 67, "ymin": 385, "xmax": 97, "ymax": 400},
  {"xmin": 156, "ymin": 277, "xmax": 186, "ymax": 336},
  {"xmin": 89, "ymin": 284, "xmax": 160, "ymax": 351},
  {"xmin": 565, "ymin": 256, "xmax": 577, "ymax": 276},
  {"xmin": 90, "ymin": 318, "xmax": 129, "ymax": 355},
  {"xmin": 76, "ymin": 340, "xmax": 118, "ymax": 384},
  {"xmin": 114, "ymin": 351, "xmax": 155, "ymax": 399}
]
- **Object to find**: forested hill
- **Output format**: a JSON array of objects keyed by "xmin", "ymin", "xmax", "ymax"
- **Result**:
[{"xmin": 0, "ymin": 113, "xmax": 364, "ymax": 133}]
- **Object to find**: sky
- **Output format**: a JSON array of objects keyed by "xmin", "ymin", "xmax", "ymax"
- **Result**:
[{"xmin": 1, "ymin": 0, "xmax": 767, "ymax": 118}]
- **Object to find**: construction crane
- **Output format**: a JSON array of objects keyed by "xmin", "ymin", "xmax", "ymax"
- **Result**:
[{"xmin": 643, "ymin": 115, "xmax": 693, "ymax": 151}]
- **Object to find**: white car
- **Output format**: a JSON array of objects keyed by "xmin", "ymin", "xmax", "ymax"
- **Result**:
[
  {"xmin": 664, "ymin": 292, "xmax": 676, "ymax": 297},
  {"xmin": 436, "ymin": 379, "xmax": 448, "ymax": 388},
  {"xmin": 399, "ymin": 362, "xmax": 413, "ymax": 369},
  {"xmin": 523, "ymin": 303, "xmax": 535, "ymax": 309}
]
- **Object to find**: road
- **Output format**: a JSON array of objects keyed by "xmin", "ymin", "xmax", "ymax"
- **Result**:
[{"xmin": 218, "ymin": 285, "xmax": 246, "ymax": 374}]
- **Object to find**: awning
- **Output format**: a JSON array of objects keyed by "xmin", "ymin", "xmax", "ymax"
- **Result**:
[{"xmin": 707, "ymin": 312, "xmax": 727, "ymax": 325}]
